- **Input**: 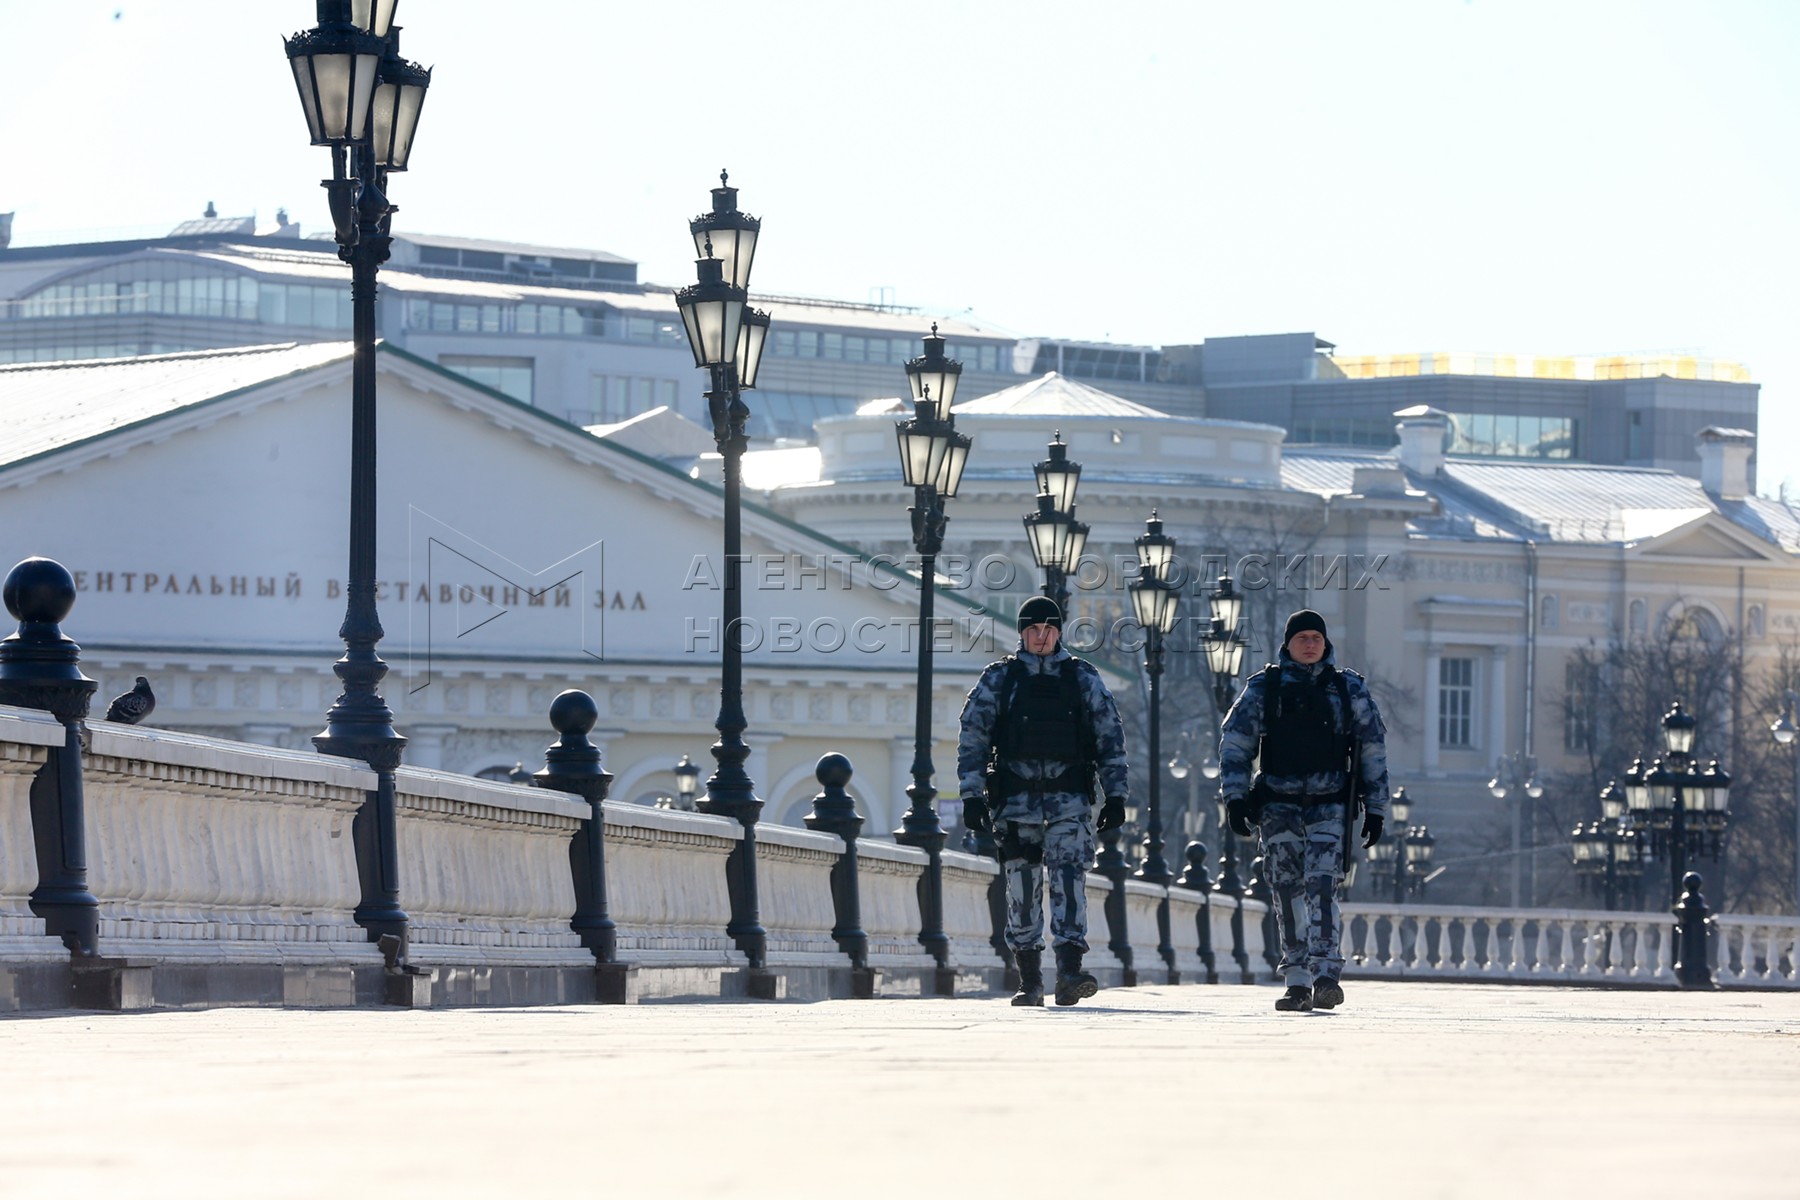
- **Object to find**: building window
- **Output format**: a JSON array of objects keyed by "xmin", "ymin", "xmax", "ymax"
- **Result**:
[
  {"xmin": 1439, "ymin": 657, "xmax": 1475, "ymax": 748},
  {"xmin": 591, "ymin": 375, "xmax": 629, "ymax": 423},
  {"xmin": 440, "ymin": 355, "xmax": 533, "ymax": 403},
  {"xmin": 1540, "ymin": 594, "xmax": 1559, "ymax": 629},
  {"xmin": 1564, "ymin": 660, "xmax": 1597, "ymax": 752},
  {"xmin": 1447, "ymin": 412, "xmax": 1578, "ymax": 459},
  {"xmin": 1628, "ymin": 598, "xmax": 1648, "ymax": 634},
  {"xmin": 1748, "ymin": 604, "xmax": 1765, "ymax": 638}
]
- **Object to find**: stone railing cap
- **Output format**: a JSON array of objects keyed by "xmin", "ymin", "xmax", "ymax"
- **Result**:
[
  {"xmin": 393, "ymin": 764, "xmax": 590, "ymax": 821},
  {"xmin": 598, "ymin": 800, "xmax": 743, "ymax": 839},
  {"xmin": 0, "ymin": 702, "xmax": 71, "ymax": 748},
  {"xmin": 85, "ymin": 721, "xmax": 379, "ymax": 789}
]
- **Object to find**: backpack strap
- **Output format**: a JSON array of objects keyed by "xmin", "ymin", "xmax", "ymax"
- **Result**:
[{"xmin": 989, "ymin": 656, "xmax": 1027, "ymax": 753}]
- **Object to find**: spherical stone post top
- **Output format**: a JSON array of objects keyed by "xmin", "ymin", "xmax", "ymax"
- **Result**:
[
  {"xmin": 4, "ymin": 557, "xmax": 77, "ymax": 626},
  {"xmin": 1682, "ymin": 870, "xmax": 1703, "ymax": 890},
  {"xmin": 548, "ymin": 689, "xmax": 599, "ymax": 739},
  {"xmin": 1186, "ymin": 841, "xmax": 1209, "ymax": 866},
  {"xmin": 815, "ymin": 752, "xmax": 853, "ymax": 789}
]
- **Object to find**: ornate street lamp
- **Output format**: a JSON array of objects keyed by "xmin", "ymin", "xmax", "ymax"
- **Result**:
[
  {"xmin": 891, "ymin": 330, "xmax": 972, "ymax": 993},
  {"xmin": 1128, "ymin": 512, "xmax": 1181, "ymax": 980},
  {"xmin": 691, "ymin": 170, "xmax": 760, "ymax": 292},
  {"xmin": 1621, "ymin": 700, "xmax": 1732, "ymax": 980},
  {"xmin": 1370, "ymin": 786, "xmax": 1430, "ymax": 904},
  {"xmin": 284, "ymin": 0, "xmax": 431, "ymax": 946},
  {"xmin": 1404, "ymin": 825, "xmax": 1436, "ymax": 890},
  {"xmin": 904, "ymin": 322, "xmax": 962, "ymax": 413},
  {"xmin": 1573, "ymin": 778, "xmax": 1646, "ymax": 915},
  {"xmin": 1200, "ymin": 571, "xmax": 1250, "ymax": 951},
  {"xmin": 1022, "ymin": 433, "xmax": 1088, "ymax": 614},
  {"xmin": 1488, "ymin": 751, "xmax": 1544, "ymax": 908},
  {"xmin": 671, "ymin": 753, "xmax": 700, "ymax": 812},
  {"xmin": 677, "ymin": 172, "xmax": 768, "ymax": 976},
  {"xmin": 1769, "ymin": 689, "xmax": 1800, "ymax": 916},
  {"xmin": 1201, "ymin": 574, "xmax": 1247, "ymax": 713}
]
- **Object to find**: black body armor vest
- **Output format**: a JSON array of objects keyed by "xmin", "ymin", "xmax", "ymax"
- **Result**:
[
  {"xmin": 1000, "ymin": 666, "xmax": 1084, "ymax": 763},
  {"xmin": 1258, "ymin": 672, "xmax": 1349, "ymax": 778}
]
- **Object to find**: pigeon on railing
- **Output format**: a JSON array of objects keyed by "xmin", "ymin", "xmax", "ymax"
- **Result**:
[{"xmin": 105, "ymin": 676, "xmax": 155, "ymax": 725}]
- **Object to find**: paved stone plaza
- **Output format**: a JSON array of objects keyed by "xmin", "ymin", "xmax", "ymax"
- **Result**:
[{"xmin": 1, "ymin": 982, "xmax": 1794, "ymax": 1199}]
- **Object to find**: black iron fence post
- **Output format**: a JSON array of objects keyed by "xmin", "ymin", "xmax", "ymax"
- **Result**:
[
  {"xmin": 531, "ymin": 689, "xmax": 636, "ymax": 1004},
  {"xmin": 1674, "ymin": 870, "xmax": 1715, "ymax": 989},
  {"xmin": 1175, "ymin": 841, "xmax": 1218, "ymax": 984},
  {"xmin": 1247, "ymin": 853, "xmax": 1280, "ymax": 975},
  {"xmin": 0, "ymin": 558, "xmax": 100, "ymax": 958},
  {"xmin": 1094, "ymin": 823, "xmax": 1135, "ymax": 985},
  {"xmin": 804, "ymin": 753, "xmax": 876, "ymax": 998}
]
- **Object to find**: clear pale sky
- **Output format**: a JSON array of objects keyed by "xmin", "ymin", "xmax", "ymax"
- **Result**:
[{"xmin": 4, "ymin": 1, "xmax": 1796, "ymax": 490}]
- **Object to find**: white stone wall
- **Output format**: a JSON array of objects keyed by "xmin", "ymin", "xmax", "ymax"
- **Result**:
[
  {"xmin": 81, "ymin": 722, "xmax": 377, "ymax": 964},
  {"xmin": 0, "ymin": 707, "xmax": 63, "ymax": 963},
  {"xmin": 1, "ymin": 719, "xmax": 1284, "ymax": 989}
]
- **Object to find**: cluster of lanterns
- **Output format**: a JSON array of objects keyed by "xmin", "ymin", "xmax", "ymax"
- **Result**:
[
  {"xmin": 1365, "ymin": 787, "xmax": 1436, "ymax": 901},
  {"xmin": 1573, "ymin": 700, "xmax": 1732, "ymax": 910}
]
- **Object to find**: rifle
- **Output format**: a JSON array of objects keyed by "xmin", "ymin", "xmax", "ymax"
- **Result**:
[{"xmin": 1335, "ymin": 672, "xmax": 1361, "ymax": 879}]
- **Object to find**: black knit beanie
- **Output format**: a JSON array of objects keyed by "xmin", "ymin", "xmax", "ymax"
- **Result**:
[
  {"xmin": 1282, "ymin": 609, "xmax": 1328, "ymax": 645},
  {"xmin": 1017, "ymin": 596, "xmax": 1063, "ymax": 631}
]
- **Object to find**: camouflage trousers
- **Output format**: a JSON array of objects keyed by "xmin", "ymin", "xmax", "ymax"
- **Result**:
[
  {"xmin": 1256, "ymin": 801, "xmax": 1347, "ymax": 987},
  {"xmin": 998, "ymin": 810, "xmax": 1095, "ymax": 952}
]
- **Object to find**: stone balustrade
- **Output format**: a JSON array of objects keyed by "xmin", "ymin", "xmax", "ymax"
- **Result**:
[
  {"xmin": 0, "ymin": 701, "xmax": 1316, "ymax": 1008},
  {"xmin": 1342, "ymin": 903, "xmax": 1800, "ymax": 987}
]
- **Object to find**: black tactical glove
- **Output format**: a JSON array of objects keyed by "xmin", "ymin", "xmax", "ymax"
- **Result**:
[
  {"xmin": 1361, "ymin": 813, "xmax": 1384, "ymax": 849},
  {"xmin": 962, "ymin": 795, "xmax": 992, "ymax": 834},
  {"xmin": 1226, "ymin": 797, "xmax": 1256, "ymax": 838},
  {"xmin": 1097, "ymin": 796, "xmax": 1126, "ymax": 833}
]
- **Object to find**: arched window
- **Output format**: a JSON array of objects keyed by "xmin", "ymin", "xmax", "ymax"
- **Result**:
[
  {"xmin": 1540, "ymin": 594, "xmax": 1559, "ymax": 630},
  {"xmin": 1670, "ymin": 605, "xmax": 1725, "ymax": 647},
  {"xmin": 1628, "ymin": 598, "xmax": 1648, "ymax": 634},
  {"xmin": 1748, "ymin": 604, "xmax": 1765, "ymax": 638}
]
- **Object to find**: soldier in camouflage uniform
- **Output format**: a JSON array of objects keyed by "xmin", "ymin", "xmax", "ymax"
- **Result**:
[
  {"xmin": 959, "ymin": 597, "xmax": 1131, "ymax": 1007},
  {"xmin": 1220, "ymin": 609, "xmax": 1389, "ymax": 1012}
]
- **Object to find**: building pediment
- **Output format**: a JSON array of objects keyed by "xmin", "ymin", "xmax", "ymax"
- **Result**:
[
  {"xmin": 1631, "ymin": 513, "xmax": 1790, "ymax": 563},
  {"xmin": 0, "ymin": 344, "xmax": 1006, "ymax": 685}
]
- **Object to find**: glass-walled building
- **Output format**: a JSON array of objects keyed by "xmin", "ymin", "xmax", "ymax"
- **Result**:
[{"xmin": 0, "ymin": 215, "xmax": 1761, "ymax": 479}]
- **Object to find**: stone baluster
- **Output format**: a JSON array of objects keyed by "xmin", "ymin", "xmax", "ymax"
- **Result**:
[
  {"xmin": 1452, "ymin": 916, "xmax": 1475, "ymax": 975},
  {"xmin": 1651, "ymin": 914, "xmax": 1675, "ymax": 984},
  {"xmin": 1476, "ymin": 916, "xmax": 1501, "ymax": 975},
  {"xmin": 1577, "ymin": 918, "xmax": 1601, "ymax": 978},
  {"xmin": 803, "ymin": 753, "xmax": 876, "ymax": 999},
  {"xmin": 1626, "ymin": 918, "xmax": 1650, "ymax": 980}
]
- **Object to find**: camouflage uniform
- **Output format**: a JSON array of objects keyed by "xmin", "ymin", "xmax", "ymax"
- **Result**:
[
  {"xmin": 957, "ymin": 642, "xmax": 1130, "ymax": 952},
  {"xmin": 1220, "ymin": 644, "xmax": 1389, "ymax": 987}
]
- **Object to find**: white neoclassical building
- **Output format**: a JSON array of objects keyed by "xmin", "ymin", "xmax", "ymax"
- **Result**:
[
  {"xmin": 0, "ymin": 342, "xmax": 1016, "ymax": 833},
  {"xmin": 757, "ymin": 376, "xmax": 1800, "ymax": 905}
]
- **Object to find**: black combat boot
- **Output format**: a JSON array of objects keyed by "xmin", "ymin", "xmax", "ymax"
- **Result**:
[
  {"xmin": 1011, "ymin": 949, "xmax": 1045, "ymax": 1007},
  {"xmin": 1274, "ymin": 984, "xmax": 1313, "ymax": 1012},
  {"xmin": 1312, "ymin": 977, "xmax": 1345, "ymax": 1010},
  {"xmin": 1052, "ymin": 944, "xmax": 1099, "ymax": 1007}
]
